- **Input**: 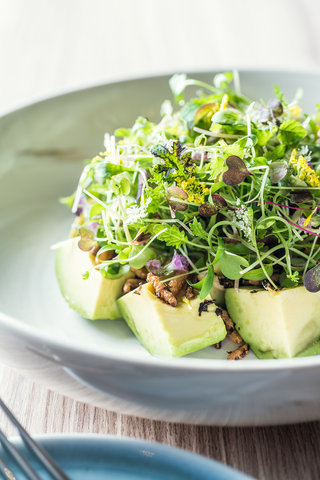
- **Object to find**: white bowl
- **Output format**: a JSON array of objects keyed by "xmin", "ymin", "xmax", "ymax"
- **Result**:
[{"xmin": 2, "ymin": 70, "xmax": 320, "ymax": 426}]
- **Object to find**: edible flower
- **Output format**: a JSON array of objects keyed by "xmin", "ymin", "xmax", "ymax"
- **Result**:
[
  {"xmin": 289, "ymin": 105, "xmax": 302, "ymax": 119},
  {"xmin": 175, "ymin": 176, "xmax": 210, "ymax": 204},
  {"xmin": 220, "ymin": 94, "xmax": 229, "ymax": 110},
  {"xmin": 289, "ymin": 149, "xmax": 320, "ymax": 187}
]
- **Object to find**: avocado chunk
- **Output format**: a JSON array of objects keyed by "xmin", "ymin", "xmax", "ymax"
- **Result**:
[
  {"xmin": 225, "ymin": 287, "xmax": 320, "ymax": 358},
  {"xmin": 117, "ymin": 283, "xmax": 227, "ymax": 357},
  {"xmin": 55, "ymin": 239, "xmax": 133, "ymax": 320},
  {"xmin": 210, "ymin": 275, "xmax": 226, "ymax": 306}
]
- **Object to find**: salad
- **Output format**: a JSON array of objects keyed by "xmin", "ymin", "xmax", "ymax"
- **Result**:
[{"xmin": 55, "ymin": 72, "xmax": 320, "ymax": 360}]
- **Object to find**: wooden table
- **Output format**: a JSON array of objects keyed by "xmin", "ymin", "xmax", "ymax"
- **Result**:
[
  {"xmin": 1, "ymin": 1, "xmax": 320, "ymax": 479},
  {"xmin": 2, "ymin": 367, "xmax": 320, "ymax": 480}
]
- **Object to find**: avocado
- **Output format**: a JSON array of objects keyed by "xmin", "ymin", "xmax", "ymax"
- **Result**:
[
  {"xmin": 225, "ymin": 287, "xmax": 320, "ymax": 358},
  {"xmin": 210, "ymin": 275, "xmax": 226, "ymax": 306},
  {"xmin": 117, "ymin": 283, "xmax": 227, "ymax": 357},
  {"xmin": 55, "ymin": 239, "xmax": 133, "ymax": 320}
]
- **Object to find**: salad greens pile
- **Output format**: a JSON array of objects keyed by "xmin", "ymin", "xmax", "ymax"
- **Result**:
[{"xmin": 62, "ymin": 72, "xmax": 320, "ymax": 297}]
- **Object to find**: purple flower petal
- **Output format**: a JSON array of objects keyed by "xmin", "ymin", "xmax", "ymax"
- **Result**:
[
  {"xmin": 74, "ymin": 194, "xmax": 85, "ymax": 216},
  {"xmin": 88, "ymin": 222, "xmax": 99, "ymax": 233},
  {"xmin": 146, "ymin": 259, "xmax": 162, "ymax": 274},
  {"xmin": 297, "ymin": 215, "xmax": 307, "ymax": 227},
  {"xmin": 170, "ymin": 250, "xmax": 189, "ymax": 272},
  {"xmin": 136, "ymin": 169, "xmax": 147, "ymax": 201}
]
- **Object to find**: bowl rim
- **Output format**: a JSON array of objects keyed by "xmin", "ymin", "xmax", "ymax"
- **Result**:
[{"xmin": 2, "ymin": 68, "xmax": 320, "ymax": 373}]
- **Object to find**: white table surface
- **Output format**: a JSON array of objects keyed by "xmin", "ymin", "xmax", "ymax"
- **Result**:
[{"xmin": 1, "ymin": 1, "xmax": 320, "ymax": 479}]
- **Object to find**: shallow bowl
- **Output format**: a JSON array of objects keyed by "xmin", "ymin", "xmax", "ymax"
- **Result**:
[{"xmin": 1, "ymin": 70, "xmax": 320, "ymax": 425}]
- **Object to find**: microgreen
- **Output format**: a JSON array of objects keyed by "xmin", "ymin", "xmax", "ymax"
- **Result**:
[
  {"xmin": 222, "ymin": 156, "xmax": 251, "ymax": 186},
  {"xmin": 166, "ymin": 186, "xmax": 188, "ymax": 212},
  {"xmin": 269, "ymin": 162, "xmax": 288, "ymax": 183},
  {"xmin": 61, "ymin": 72, "xmax": 320, "ymax": 293},
  {"xmin": 199, "ymin": 264, "xmax": 214, "ymax": 300},
  {"xmin": 304, "ymin": 264, "xmax": 320, "ymax": 292}
]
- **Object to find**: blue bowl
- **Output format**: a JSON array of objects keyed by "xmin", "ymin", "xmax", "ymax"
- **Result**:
[{"xmin": 1, "ymin": 434, "xmax": 254, "ymax": 479}]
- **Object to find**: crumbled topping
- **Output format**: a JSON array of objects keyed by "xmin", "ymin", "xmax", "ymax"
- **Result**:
[
  {"xmin": 198, "ymin": 300, "xmax": 216, "ymax": 316},
  {"xmin": 227, "ymin": 344, "xmax": 250, "ymax": 360},
  {"xmin": 147, "ymin": 273, "xmax": 177, "ymax": 307}
]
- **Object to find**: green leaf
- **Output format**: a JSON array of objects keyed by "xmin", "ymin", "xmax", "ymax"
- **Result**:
[
  {"xmin": 110, "ymin": 173, "xmax": 131, "ymax": 196},
  {"xmin": 187, "ymin": 276, "xmax": 205, "ymax": 291},
  {"xmin": 242, "ymin": 265, "xmax": 273, "ymax": 281},
  {"xmin": 190, "ymin": 217, "xmax": 207, "ymax": 239},
  {"xmin": 90, "ymin": 203, "xmax": 104, "ymax": 220},
  {"xmin": 210, "ymin": 181, "xmax": 225, "ymax": 193},
  {"xmin": 265, "ymin": 144, "xmax": 286, "ymax": 161},
  {"xmin": 213, "ymin": 237, "xmax": 225, "ymax": 264},
  {"xmin": 273, "ymin": 86, "xmax": 287, "ymax": 106},
  {"xmin": 278, "ymin": 119, "xmax": 307, "ymax": 145},
  {"xmin": 254, "ymin": 126, "xmax": 277, "ymax": 146},
  {"xmin": 210, "ymin": 156, "xmax": 225, "ymax": 180},
  {"xmin": 153, "ymin": 224, "xmax": 188, "ymax": 248},
  {"xmin": 224, "ymin": 244, "xmax": 252, "ymax": 255},
  {"xmin": 59, "ymin": 192, "xmax": 75, "ymax": 208},
  {"xmin": 213, "ymin": 72, "xmax": 233, "ymax": 89},
  {"xmin": 194, "ymin": 134, "xmax": 207, "ymax": 147},
  {"xmin": 211, "ymin": 109, "xmax": 244, "ymax": 127},
  {"xmin": 95, "ymin": 162, "xmax": 133, "ymax": 180},
  {"xmin": 280, "ymin": 271, "xmax": 300, "ymax": 288},
  {"xmin": 218, "ymin": 252, "xmax": 249, "ymax": 280},
  {"xmin": 129, "ymin": 246, "xmax": 156, "ymax": 269},
  {"xmin": 160, "ymin": 100, "xmax": 173, "ymax": 117},
  {"xmin": 114, "ymin": 128, "xmax": 131, "ymax": 138},
  {"xmin": 169, "ymin": 73, "xmax": 187, "ymax": 104},
  {"xmin": 222, "ymin": 141, "xmax": 245, "ymax": 159},
  {"xmin": 194, "ymin": 103, "xmax": 219, "ymax": 126},
  {"xmin": 200, "ymin": 265, "xmax": 214, "ymax": 300},
  {"xmin": 100, "ymin": 263, "xmax": 130, "ymax": 280}
]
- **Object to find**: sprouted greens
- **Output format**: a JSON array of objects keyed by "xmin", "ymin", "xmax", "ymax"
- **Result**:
[{"xmin": 60, "ymin": 72, "xmax": 320, "ymax": 296}]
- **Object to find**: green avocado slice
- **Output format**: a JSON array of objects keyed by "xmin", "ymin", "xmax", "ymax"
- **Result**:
[
  {"xmin": 117, "ymin": 283, "xmax": 227, "ymax": 357},
  {"xmin": 225, "ymin": 286, "xmax": 320, "ymax": 358},
  {"xmin": 55, "ymin": 239, "xmax": 133, "ymax": 320}
]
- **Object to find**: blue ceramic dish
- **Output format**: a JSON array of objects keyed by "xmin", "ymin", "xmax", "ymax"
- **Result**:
[{"xmin": 0, "ymin": 434, "xmax": 253, "ymax": 479}]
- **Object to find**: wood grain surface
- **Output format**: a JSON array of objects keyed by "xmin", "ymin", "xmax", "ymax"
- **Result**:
[
  {"xmin": 1, "ymin": 1, "xmax": 320, "ymax": 479},
  {"xmin": 1, "ymin": 366, "xmax": 320, "ymax": 480}
]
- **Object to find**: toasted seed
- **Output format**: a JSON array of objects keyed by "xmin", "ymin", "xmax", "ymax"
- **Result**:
[
  {"xmin": 147, "ymin": 273, "xmax": 177, "ymax": 307},
  {"xmin": 123, "ymin": 278, "xmax": 143, "ymax": 294},
  {"xmin": 227, "ymin": 344, "xmax": 249, "ymax": 360},
  {"xmin": 220, "ymin": 308, "xmax": 243, "ymax": 344},
  {"xmin": 130, "ymin": 267, "xmax": 148, "ymax": 279}
]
